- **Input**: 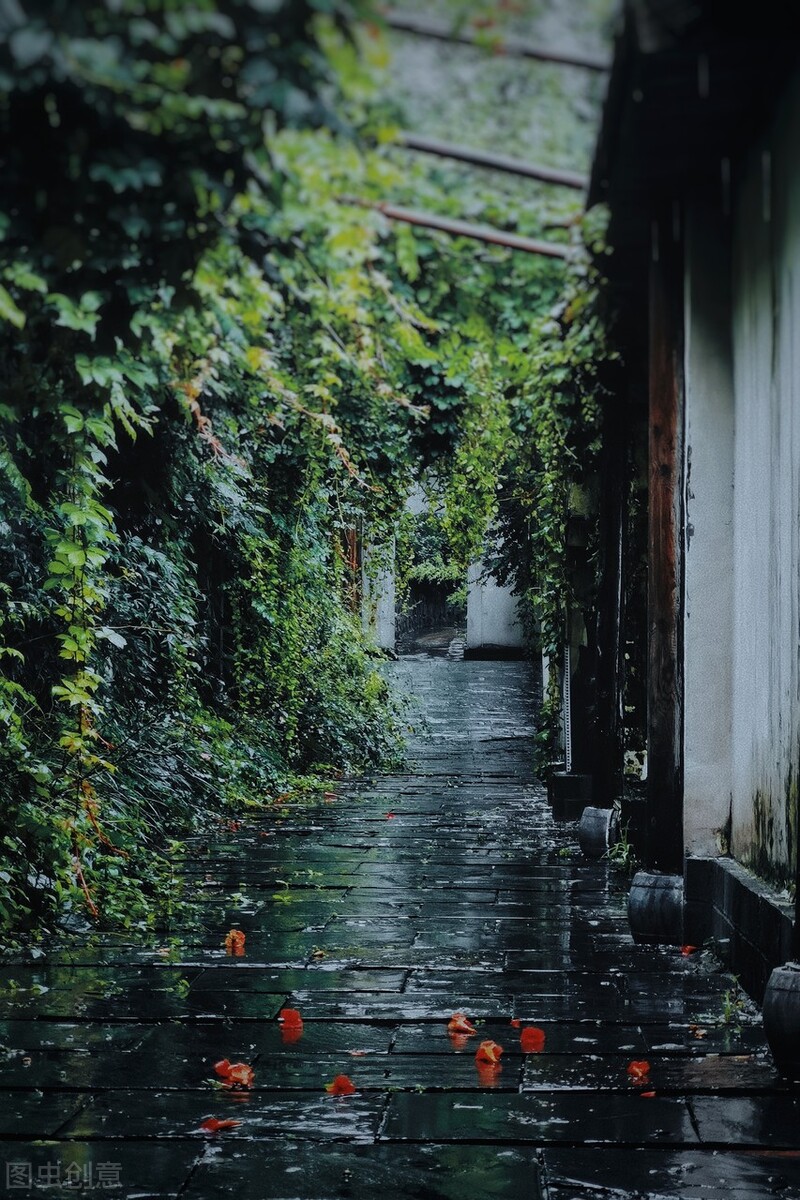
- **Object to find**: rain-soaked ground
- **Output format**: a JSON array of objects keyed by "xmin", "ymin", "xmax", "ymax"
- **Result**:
[{"xmin": 2, "ymin": 658, "xmax": 800, "ymax": 1198}]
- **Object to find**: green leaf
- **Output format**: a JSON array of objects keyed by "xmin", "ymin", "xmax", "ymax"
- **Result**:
[
  {"xmin": 0, "ymin": 284, "xmax": 25, "ymax": 329},
  {"xmin": 97, "ymin": 627, "xmax": 128, "ymax": 649}
]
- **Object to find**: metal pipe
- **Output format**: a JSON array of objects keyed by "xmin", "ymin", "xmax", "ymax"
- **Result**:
[
  {"xmin": 564, "ymin": 636, "xmax": 573, "ymax": 774},
  {"xmin": 395, "ymin": 131, "xmax": 588, "ymax": 190},
  {"xmin": 338, "ymin": 196, "xmax": 571, "ymax": 259},
  {"xmin": 381, "ymin": 9, "xmax": 610, "ymax": 72}
]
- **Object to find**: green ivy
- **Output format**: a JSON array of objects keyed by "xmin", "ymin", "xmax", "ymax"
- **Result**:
[{"xmin": 0, "ymin": 1, "xmax": 617, "ymax": 932}]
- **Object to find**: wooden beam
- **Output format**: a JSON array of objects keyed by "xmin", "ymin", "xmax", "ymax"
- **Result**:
[
  {"xmin": 381, "ymin": 9, "xmax": 610, "ymax": 72},
  {"xmin": 395, "ymin": 132, "xmax": 588, "ymax": 190},
  {"xmin": 338, "ymin": 196, "xmax": 570, "ymax": 259}
]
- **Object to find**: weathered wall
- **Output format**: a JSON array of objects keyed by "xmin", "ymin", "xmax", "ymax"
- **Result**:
[
  {"xmin": 728, "ymin": 74, "xmax": 800, "ymax": 885},
  {"xmin": 466, "ymin": 565, "xmax": 523, "ymax": 650},
  {"xmin": 362, "ymin": 546, "xmax": 396, "ymax": 652},
  {"xmin": 682, "ymin": 202, "xmax": 735, "ymax": 857}
]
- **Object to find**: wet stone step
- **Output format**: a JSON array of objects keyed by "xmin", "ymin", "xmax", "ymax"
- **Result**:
[
  {"xmin": 0, "ymin": 1141, "xmax": 199, "ymax": 1199},
  {"xmin": 0, "ymin": 1020, "xmax": 150, "ymax": 1052},
  {"xmin": 181, "ymin": 1142, "xmax": 545, "ymax": 1200},
  {"xmin": 188, "ymin": 968, "xmax": 408, "ymax": 994},
  {"xmin": 380, "ymin": 1090, "xmax": 699, "ymax": 1145},
  {"xmin": 0, "ymin": 658, "xmax": 791, "ymax": 1198},
  {"xmin": 542, "ymin": 1147, "xmax": 800, "ymax": 1199},
  {"xmin": 58, "ymin": 1088, "xmax": 385, "ymax": 1142},
  {"xmin": 0, "ymin": 1091, "xmax": 90, "ymax": 1137},
  {"xmin": 391, "ymin": 1020, "xmax": 651, "ymax": 1057},
  {"xmin": 520, "ymin": 1051, "xmax": 780, "ymax": 1093}
]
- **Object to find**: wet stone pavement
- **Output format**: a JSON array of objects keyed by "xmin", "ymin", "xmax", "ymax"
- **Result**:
[{"xmin": 2, "ymin": 658, "xmax": 800, "ymax": 1198}]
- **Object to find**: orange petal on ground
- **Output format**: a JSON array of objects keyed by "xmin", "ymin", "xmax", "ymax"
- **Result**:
[
  {"xmin": 626, "ymin": 1060, "xmax": 651, "ymax": 1082},
  {"xmin": 475, "ymin": 1039, "xmax": 504, "ymax": 1065},
  {"xmin": 681, "ymin": 945, "xmax": 698, "ymax": 956},
  {"xmin": 226, "ymin": 1063, "xmax": 254, "ymax": 1088},
  {"xmin": 447, "ymin": 1013, "xmax": 477, "ymax": 1035},
  {"xmin": 200, "ymin": 1117, "xmax": 241, "ymax": 1133},
  {"xmin": 278, "ymin": 1008, "xmax": 304, "ymax": 1029},
  {"xmin": 214, "ymin": 1060, "xmax": 254, "ymax": 1089},
  {"xmin": 520, "ymin": 1026, "xmax": 546, "ymax": 1053},
  {"xmin": 225, "ymin": 929, "xmax": 246, "ymax": 955},
  {"xmin": 640, "ymin": 1090, "xmax": 657, "ymax": 1098},
  {"xmin": 325, "ymin": 1074, "xmax": 356, "ymax": 1095}
]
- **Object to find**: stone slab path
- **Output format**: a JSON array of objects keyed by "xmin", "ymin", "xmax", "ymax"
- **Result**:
[{"xmin": 1, "ymin": 659, "xmax": 800, "ymax": 1197}]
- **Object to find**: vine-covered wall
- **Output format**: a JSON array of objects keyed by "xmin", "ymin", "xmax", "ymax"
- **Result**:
[{"xmin": 0, "ymin": 1, "xmax": 619, "ymax": 932}]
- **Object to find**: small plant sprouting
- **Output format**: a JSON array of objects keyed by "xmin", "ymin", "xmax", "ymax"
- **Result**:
[
  {"xmin": 605, "ymin": 820, "xmax": 639, "ymax": 876},
  {"xmin": 721, "ymin": 985, "xmax": 746, "ymax": 1026}
]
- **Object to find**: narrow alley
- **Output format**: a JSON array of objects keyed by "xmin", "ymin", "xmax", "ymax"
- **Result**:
[{"xmin": 1, "ymin": 658, "xmax": 800, "ymax": 1198}]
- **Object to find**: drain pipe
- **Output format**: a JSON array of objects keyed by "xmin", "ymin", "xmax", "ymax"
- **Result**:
[{"xmin": 563, "ymin": 636, "xmax": 573, "ymax": 774}]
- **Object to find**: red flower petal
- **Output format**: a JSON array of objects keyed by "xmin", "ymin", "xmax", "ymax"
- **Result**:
[
  {"xmin": 640, "ymin": 1090, "xmax": 657, "ymax": 1098},
  {"xmin": 325, "ymin": 1074, "xmax": 356, "ymax": 1095},
  {"xmin": 225, "ymin": 929, "xmax": 246, "ymax": 956},
  {"xmin": 200, "ymin": 1117, "xmax": 241, "ymax": 1133},
  {"xmin": 520, "ymin": 1026, "xmax": 546, "ymax": 1053},
  {"xmin": 626, "ymin": 1060, "xmax": 651, "ymax": 1082},
  {"xmin": 447, "ymin": 1013, "xmax": 477, "ymax": 1035},
  {"xmin": 214, "ymin": 1059, "xmax": 254, "ymax": 1089},
  {"xmin": 475, "ymin": 1039, "xmax": 504, "ymax": 1065},
  {"xmin": 385, "ymin": 812, "xmax": 396, "ymax": 819},
  {"xmin": 278, "ymin": 1008, "xmax": 304, "ymax": 1029},
  {"xmin": 509, "ymin": 1018, "xmax": 521, "ymax": 1028},
  {"xmin": 681, "ymin": 945, "xmax": 698, "ymax": 956}
]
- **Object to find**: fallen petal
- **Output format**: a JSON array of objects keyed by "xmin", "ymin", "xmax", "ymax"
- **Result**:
[
  {"xmin": 448, "ymin": 1013, "xmax": 477, "ymax": 1035},
  {"xmin": 225, "ymin": 929, "xmax": 246, "ymax": 956},
  {"xmin": 681, "ymin": 945, "xmax": 698, "ymax": 956},
  {"xmin": 200, "ymin": 1117, "xmax": 241, "ymax": 1133},
  {"xmin": 626, "ymin": 1060, "xmax": 651, "ymax": 1082},
  {"xmin": 278, "ymin": 1008, "xmax": 304, "ymax": 1030},
  {"xmin": 520, "ymin": 1026, "xmax": 546, "ymax": 1053},
  {"xmin": 475, "ymin": 1039, "xmax": 504, "ymax": 1065},
  {"xmin": 226, "ymin": 1062, "xmax": 254, "ymax": 1088},
  {"xmin": 214, "ymin": 1060, "xmax": 254, "ymax": 1089},
  {"xmin": 325, "ymin": 1074, "xmax": 356, "ymax": 1096}
]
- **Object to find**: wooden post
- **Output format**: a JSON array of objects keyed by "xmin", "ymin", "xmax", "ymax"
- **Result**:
[
  {"xmin": 646, "ymin": 220, "xmax": 685, "ymax": 872},
  {"xmin": 591, "ymin": 378, "xmax": 627, "ymax": 805}
]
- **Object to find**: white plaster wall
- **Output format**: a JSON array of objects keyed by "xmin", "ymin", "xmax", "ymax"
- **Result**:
[
  {"xmin": 682, "ymin": 203, "xmax": 735, "ymax": 857},
  {"xmin": 362, "ymin": 546, "xmax": 396, "ymax": 652},
  {"xmin": 466, "ymin": 563, "xmax": 523, "ymax": 649},
  {"xmin": 728, "ymin": 75, "xmax": 800, "ymax": 882}
]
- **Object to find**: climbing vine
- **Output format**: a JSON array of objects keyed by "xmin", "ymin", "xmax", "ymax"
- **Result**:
[{"xmin": 0, "ymin": 1, "xmax": 616, "ymax": 932}]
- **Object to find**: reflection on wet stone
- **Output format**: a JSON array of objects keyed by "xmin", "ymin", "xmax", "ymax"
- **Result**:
[{"xmin": 0, "ymin": 661, "xmax": 797, "ymax": 1198}]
